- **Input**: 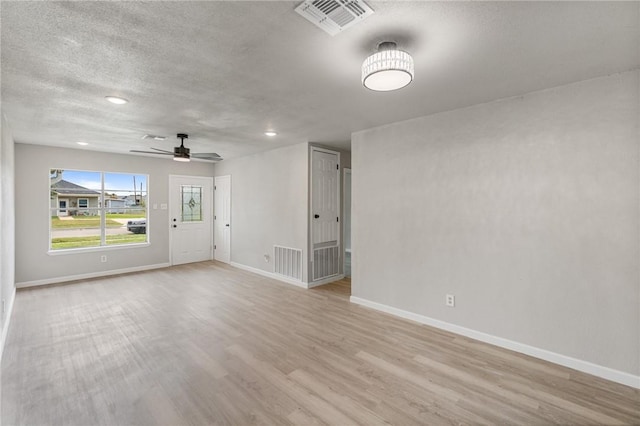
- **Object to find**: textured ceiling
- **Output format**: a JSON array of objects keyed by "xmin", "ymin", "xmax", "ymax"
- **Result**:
[{"xmin": 1, "ymin": 1, "xmax": 638, "ymax": 160}]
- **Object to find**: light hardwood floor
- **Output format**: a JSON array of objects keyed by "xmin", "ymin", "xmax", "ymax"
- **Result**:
[{"xmin": 2, "ymin": 261, "xmax": 639, "ymax": 425}]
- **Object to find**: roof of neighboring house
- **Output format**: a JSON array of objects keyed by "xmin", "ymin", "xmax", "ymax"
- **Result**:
[{"xmin": 51, "ymin": 180, "xmax": 100, "ymax": 196}]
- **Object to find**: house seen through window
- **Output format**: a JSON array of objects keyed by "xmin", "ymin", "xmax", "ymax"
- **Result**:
[{"xmin": 50, "ymin": 169, "xmax": 148, "ymax": 250}]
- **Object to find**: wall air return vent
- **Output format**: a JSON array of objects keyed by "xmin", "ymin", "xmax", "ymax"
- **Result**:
[
  {"xmin": 295, "ymin": 0, "xmax": 374, "ymax": 36},
  {"xmin": 274, "ymin": 245, "xmax": 303, "ymax": 282}
]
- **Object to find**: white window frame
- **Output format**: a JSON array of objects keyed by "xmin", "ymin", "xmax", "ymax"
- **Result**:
[
  {"xmin": 77, "ymin": 198, "xmax": 89, "ymax": 209},
  {"xmin": 48, "ymin": 169, "xmax": 150, "ymax": 254}
]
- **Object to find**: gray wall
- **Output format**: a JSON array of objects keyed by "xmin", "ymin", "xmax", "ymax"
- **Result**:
[
  {"xmin": 15, "ymin": 144, "xmax": 214, "ymax": 284},
  {"xmin": 352, "ymin": 71, "xmax": 639, "ymax": 375},
  {"xmin": 214, "ymin": 142, "xmax": 310, "ymax": 281},
  {"xmin": 1, "ymin": 114, "xmax": 16, "ymax": 352}
]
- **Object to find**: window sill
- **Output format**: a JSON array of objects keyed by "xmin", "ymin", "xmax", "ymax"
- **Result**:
[{"xmin": 47, "ymin": 242, "xmax": 150, "ymax": 256}]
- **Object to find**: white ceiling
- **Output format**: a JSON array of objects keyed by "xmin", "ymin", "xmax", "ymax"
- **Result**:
[{"xmin": 1, "ymin": 1, "xmax": 638, "ymax": 160}]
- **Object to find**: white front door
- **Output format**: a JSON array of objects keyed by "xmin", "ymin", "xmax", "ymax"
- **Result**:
[
  {"xmin": 214, "ymin": 175, "xmax": 231, "ymax": 263},
  {"xmin": 169, "ymin": 175, "xmax": 213, "ymax": 266},
  {"xmin": 58, "ymin": 199, "xmax": 69, "ymax": 216}
]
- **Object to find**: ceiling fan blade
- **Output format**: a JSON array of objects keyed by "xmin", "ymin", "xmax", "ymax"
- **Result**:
[
  {"xmin": 130, "ymin": 150, "xmax": 174, "ymax": 156},
  {"xmin": 191, "ymin": 156, "xmax": 223, "ymax": 162},
  {"xmin": 150, "ymin": 147, "xmax": 175, "ymax": 154},
  {"xmin": 191, "ymin": 152, "xmax": 222, "ymax": 160}
]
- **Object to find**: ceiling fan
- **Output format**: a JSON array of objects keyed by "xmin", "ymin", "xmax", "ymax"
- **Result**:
[{"xmin": 130, "ymin": 133, "xmax": 222, "ymax": 162}]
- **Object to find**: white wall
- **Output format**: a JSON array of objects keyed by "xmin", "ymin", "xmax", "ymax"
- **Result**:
[
  {"xmin": 15, "ymin": 144, "xmax": 214, "ymax": 285},
  {"xmin": 352, "ymin": 71, "xmax": 639, "ymax": 380},
  {"xmin": 214, "ymin": 143, "xmax": 309, "ymax": 282},
  {"xmin": 0, "ymin": 114, "xmax": 17, "ymax": 358}
]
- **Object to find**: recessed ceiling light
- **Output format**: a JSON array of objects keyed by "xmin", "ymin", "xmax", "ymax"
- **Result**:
[
  {"xmin": 265, "ymin": 131, "xmax": 277, "ymax": 137},
  {"xmin": 76, "ymin": 141, "xmax": 88, "ymax": 146},
  {"xmin": 105, "ymin": 96, "xmax": 128, "ymax": 105}
]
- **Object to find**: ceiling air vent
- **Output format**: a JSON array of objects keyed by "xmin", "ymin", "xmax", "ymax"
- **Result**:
[{"xmin": 295, "ymin": 0, "xmax": 374, "ymax": 36}]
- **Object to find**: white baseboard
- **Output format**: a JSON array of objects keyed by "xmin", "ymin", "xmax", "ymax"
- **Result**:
[
  {"xmin": 350, "ymin": 296, "xmax": 640, "ymax": 389},
  {"xmin": 15, "ymin": 263, "xmax": 171, "ymax": 288},
  {"xmin": 230, "ymin": 262, "xmax": 308, "ymax": 289},
  {"xmin": 0, "ymin": 286, "xmax": 16, "ymax": 362},
  {"xmin": 308, "ymin": 274, "xmax": 345, "ymax": 288},
  {"xmin": 229, "ymin": 262, "xmax": 347, "ymax": 290}
]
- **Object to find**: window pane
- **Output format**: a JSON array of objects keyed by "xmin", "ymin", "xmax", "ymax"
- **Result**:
[
  {"xmin": 50, "ymin": 170, "xmax": 101, "ymax": 250},
  {"xmin": 104, "ymin": 173, "xmax": 148, "ymax": 246},
  {"xmin": 181, "ymin": 185, "xmax": 202, "ymax": 222},
  {"xmin": 49, "ymin": 170, "xmax": 149, "ymax": 250}
]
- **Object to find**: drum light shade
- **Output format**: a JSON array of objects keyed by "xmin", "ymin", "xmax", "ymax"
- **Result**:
[{"xmin": 362, "ymin": 42, "xmax": 414, "ymax": 92}]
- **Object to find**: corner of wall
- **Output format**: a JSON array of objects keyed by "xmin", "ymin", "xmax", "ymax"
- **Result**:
[
  {"xmin": 0, "ymin": 287, "xmax": 16, "ymax": 362},
  {"xmin": 0, "ymin": 113, "xmax": 17, "ymax": 361}
]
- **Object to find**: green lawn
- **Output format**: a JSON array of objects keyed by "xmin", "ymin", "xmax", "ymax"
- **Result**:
[
  {"xmin": 51, "ymin": 217, "xmax": 126, "ymax": 229},
  {"xmin": 51, "ymin": 234, "xmax": 147, "ymax": 250}
]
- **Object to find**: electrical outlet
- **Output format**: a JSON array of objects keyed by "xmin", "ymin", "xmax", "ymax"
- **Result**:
[
  {"xmin": 446, "ymin": 294, "xmax": 455, "ymax": 307},
  {"xmin": 264, "ymin": 254, "xmax": 270, "ymax": 263},
  {"xmin": 101, "ymin": 255, "xmax": 107, "ymax": 263}
]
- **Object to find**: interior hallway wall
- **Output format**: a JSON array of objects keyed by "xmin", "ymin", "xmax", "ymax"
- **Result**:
[{"xmin": 214, "ymin": 142, "xmax": 310, "ymax": 282}]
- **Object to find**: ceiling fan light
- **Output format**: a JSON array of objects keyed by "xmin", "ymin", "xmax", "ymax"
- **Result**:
[
  {"xmin": 362, "ymin": 42, "xmax": 414, "ymax": 91},
  {"xmin": 173, "ymin": 156, "xmax": 190, "ymax": 162}
]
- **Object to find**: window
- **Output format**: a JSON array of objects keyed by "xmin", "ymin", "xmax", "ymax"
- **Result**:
[{"xmin": 49, "ymin": 169, "xmax": 148, "ymax": 251}]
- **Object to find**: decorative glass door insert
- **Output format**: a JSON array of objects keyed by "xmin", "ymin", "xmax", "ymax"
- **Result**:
[{"xmin": 181, "ymin": 185, "xmax": 202, "ymax": 222}]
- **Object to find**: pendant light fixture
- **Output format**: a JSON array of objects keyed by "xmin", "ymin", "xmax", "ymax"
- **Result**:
[{"xmin": 362, "ymin": 42, "xmax": 414, "ymax": 92}]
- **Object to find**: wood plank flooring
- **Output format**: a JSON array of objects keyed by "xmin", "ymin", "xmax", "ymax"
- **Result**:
[{"xmin": 2, "ymin": 261, "xmax": 639, "ymax": 425}]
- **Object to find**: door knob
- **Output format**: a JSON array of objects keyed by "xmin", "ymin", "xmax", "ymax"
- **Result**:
[
  {"xmin": 173, "ymin": 218, "xmax": 177, "ymax": 222},
  {"xmin": 225, "ymin": 224, "xmax": 230, "ymax": 227},
  {"xmin": 173, "ymin": 224, "xmax": 177, "ymax": 228},
  {"xmin": 314, "ymin": 214, "xmax": 319, "ymax": 218}
]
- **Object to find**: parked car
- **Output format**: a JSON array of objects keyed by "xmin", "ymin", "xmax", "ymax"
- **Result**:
[{"xmin": 127, "ymin": 219, "xmax": 146, "ymax": 234}]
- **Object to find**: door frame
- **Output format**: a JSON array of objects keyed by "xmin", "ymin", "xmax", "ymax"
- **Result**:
[
  {"xmin": 168, "ymin": 174, "xmax": 214, "ymax": 266},
  {"xmin": 214, "ymin": 175, "xmax": 231, "ymax": 264},
  {"xmin": 309, "ymin": 146, "xmax": 341, "ymax": 281},
  {"xmin": 343, "ymin": 167, "xmax": 351, "ymax": 276}
]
